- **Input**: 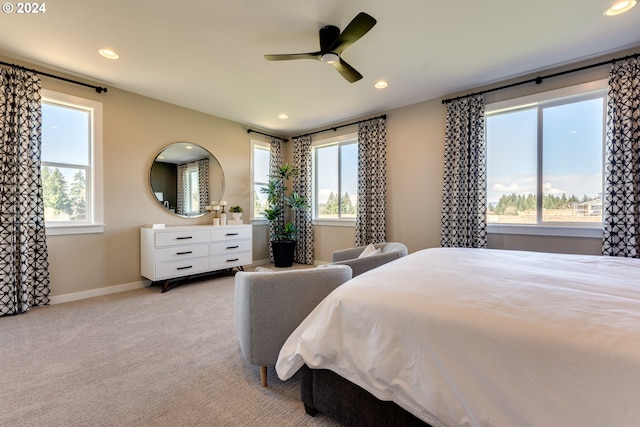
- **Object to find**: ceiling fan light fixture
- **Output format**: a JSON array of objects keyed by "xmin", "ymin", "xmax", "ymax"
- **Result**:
[
  {"xmin": 604, "ymin": 0, "xmax": 637, "ymax": 15},
  {"xmin": 321, "ymin": 53, "xmax": 339, "ymax": 64}
]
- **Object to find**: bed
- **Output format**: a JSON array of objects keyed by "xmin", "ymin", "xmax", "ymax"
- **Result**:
[{"xmin": 276, "ymin": 248, "xmax": 640, "ymax": 426}]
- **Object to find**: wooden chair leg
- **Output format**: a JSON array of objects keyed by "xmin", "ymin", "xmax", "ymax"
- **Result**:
[{"xmin": 260, "ymin": 366, "xmax": 268, "ymax": 387}]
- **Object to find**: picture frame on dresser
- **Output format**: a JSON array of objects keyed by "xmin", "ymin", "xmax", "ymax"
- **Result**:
[{"xmin": 140, "ymin": 224, "xmax": 252, "ymax": 292}]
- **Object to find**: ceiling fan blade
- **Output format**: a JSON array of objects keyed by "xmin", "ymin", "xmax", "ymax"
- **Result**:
[
  {"xmin": 329, "ymin": 12, "xmax": 377, "ymax": 54},
  {"xmin": 331, "ymin": 58, "xmax": 363, "ymax": 83},
  {"xmin": 264, "ymin": 52, "xmax": 321, "ymax": 61}
]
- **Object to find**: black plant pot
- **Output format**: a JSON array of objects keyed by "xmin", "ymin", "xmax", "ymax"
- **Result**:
[{"xmin": 271, "ymin": 240, "xmax": 296, "ymax": 268}]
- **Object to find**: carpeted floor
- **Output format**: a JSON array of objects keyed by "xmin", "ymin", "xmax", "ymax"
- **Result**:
[{"xmin": 0, "ymin": 270, "xmax": 340, "ymax": 426}]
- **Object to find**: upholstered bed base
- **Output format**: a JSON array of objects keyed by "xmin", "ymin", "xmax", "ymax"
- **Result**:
[{"xmin": 300, "ymin": 365, "xmax": 430, "ymax": 427}]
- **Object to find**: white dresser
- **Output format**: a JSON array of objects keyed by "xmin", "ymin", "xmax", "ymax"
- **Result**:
[{"xmin": 140, "ymin": 224, "xmax": 252, "ymax": 291}]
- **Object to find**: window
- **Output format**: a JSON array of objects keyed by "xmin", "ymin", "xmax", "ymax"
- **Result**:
[
  {"xmin": 251, "ymin": 141, "xmax": 270, "ymax": 219},
  {"xmin": 312, "ymin": 134, "xmax": 358, "ymax": 222},
  {"xmin": 41, "ymin": 90, "xmax": 103, "ymax": 235},
  {"xmin": 185, "ymin": 163, "xmax": 200, "ymax": 215},
  {"xmin": 485, "ymin": 80, "xmax": 606, "ymax": 236}
]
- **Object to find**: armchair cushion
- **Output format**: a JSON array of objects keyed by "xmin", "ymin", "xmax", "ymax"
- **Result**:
[{"xmin": 330, "ymin": 242, "xmax": 408, "ymax": 277}]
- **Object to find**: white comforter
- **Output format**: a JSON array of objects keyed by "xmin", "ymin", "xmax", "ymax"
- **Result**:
[{"xmin": 276, "ymin": 248, "xmax": 640, "ymax": 427}]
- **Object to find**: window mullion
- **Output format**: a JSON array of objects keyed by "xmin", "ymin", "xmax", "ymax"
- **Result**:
[
  {"xmin": 337, "ymin": 144, "xmax": 342, "ymax": 219},
  {"xmin": 537, "ymin": 106, "xmax": 543, "ymax": 224}
]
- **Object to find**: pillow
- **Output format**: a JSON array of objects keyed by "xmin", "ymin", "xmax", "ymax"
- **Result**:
[
  {"xmin": 254, "ymin": 266, "xmax": 274, "ymax": 273},
  {"xmin": 358, "ymin": 244, "xmax": 380, "ymax": 258}
]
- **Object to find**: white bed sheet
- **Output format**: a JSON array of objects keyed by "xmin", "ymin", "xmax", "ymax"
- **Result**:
[{"xmin": 276, "ymin": 248, "xmax": 640, "ymax": 427}]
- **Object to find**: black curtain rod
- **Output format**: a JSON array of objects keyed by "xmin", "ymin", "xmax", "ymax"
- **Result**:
[
  {"xmin": 441, "ymin": 51, "xmax": 640, "ymax": 105},
  {"xmin": 291, "ymin": 114, "xmax": 387, "ymax": 140},
  {"xmin": 0, "ymin": 60, "xmax": 108, "ymax": 93},
  {"xmin": 246, "ymin": 129, "xmax": 288, "ymax": 142}
]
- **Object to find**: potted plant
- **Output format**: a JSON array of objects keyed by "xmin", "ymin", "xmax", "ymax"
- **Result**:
[
  {"xmin": 230, "ymin": 205, "xmax": 243, "ymax": 220},
  {"xmin": 261, "ymin": 163, "xmax": 308, "ymax": 267}
]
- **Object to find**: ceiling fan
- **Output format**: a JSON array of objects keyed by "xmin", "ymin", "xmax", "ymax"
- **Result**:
[{"xmin": 264, "ymin": 12, "xmax": 377, "ymax": 83}]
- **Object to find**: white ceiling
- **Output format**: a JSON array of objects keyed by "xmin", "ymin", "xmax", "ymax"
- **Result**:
[{"xmin": 1, "ymin": 0, "xmax": 639, "ymax": 135}]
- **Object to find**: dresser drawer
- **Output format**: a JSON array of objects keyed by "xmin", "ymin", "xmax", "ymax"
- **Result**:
[
  {"xmin": 155, "ymin": 230, "xmax": 210, "ymax": 247},
  {"xmin": 155, "ymin": 243, "xmax": 209, "ymax": 262},
  {"xmin": 210, "ymin": 226, "xmax": 251, "ymax": 241},
  {"xmin": 210, "ymin": 251, "xmax": 252, "ymax": 270},
  {"xmin": 155, "ymin": 257, "xmax": 210, "ymax": 279},
  {"xmin": 210, "ymin": 240, "xmax": 251, "ymax": 255}
]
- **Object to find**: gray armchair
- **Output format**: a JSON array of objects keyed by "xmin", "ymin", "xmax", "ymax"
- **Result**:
[
  {"xmin": 234, "ymin": 265, "xmax": 352, "ymax": 386},
  {"xmin": 330, "ymin": 242, "xmax": 408, "ymax": 277}
]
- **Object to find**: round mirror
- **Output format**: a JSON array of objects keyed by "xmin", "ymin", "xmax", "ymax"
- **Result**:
[{"xmin": 149, "ymin": 142, "xmax": 225, "ymax": 217}]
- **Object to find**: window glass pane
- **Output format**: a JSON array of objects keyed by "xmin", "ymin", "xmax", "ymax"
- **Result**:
[
  {"xmin": 254, "ymin": 146, "xmax": 270, "ymax": 184},
  {"xmin": 42, "ymin": 102, "xmax": 90, "ymax": 165},
  {"xmin": 340, "ymin": 143, "xmax": 358, "ymax": 218},
  {"xmin": 42, "ymin": 166, "xmax": 87, "ymax": 222},
  {"xmin": 316, "ymin": 145, "xmax": 339, "ymax": 218},
  {"xmin": 252, "ymin": 145, "xmax": 270, "ymax": 218},
  {"xmin": 486, "ymin": 108, "xmax": 537, "ymax": 224},
  {"xmin": 541, "ymin": 98, "xmax": 603, "ymax": 222},
  {"xmin": 187, "ymin": 169, "xmax": 199, "ymax": 214},
  {"xmin": 254, "ymin": 184, "xmax": 269, "ymax": 215}
]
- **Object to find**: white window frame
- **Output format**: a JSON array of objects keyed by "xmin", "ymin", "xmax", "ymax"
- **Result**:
[
  {"xmin": 42, "ymin": 89, "xmax": 104, "ymax": 235},
  {"xmin": 250, "ymin": 140, "xmax": 270, "ymax": 223},
  {"xmin": 485, "ymin": 79, "xmax": 607, "ymax": 238},
  {"xmin": 312, "ymin": 132, "xmax": 358, "ymax": 227}
]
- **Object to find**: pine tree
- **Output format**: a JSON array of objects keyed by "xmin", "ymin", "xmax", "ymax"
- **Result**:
[
  {"xmin": 69, "ymin": 170, "xmax": 86, "ymax": 220},
  {"xmin": 42, "ymin": 166, "xmax": 72, "ymax": 216}
]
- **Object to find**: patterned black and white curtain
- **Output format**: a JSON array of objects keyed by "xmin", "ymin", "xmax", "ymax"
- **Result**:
[
  {"xmin": 440, "ymin": 95, "xmax": 487, "ymax": 248},
  {"xmin": 355, "ymin": 116, "xmax": 387, "ymax": 246},
  {"xmin": 176, "ymin": 163, "xmax": 187, "ymax": 215},
  {"xmin": 268, "ymin": 137, "xmax": 284, "ymax": 262},
  {"xmin": 197, "ymin": 158, "xmax": 209, "ymax": 214},
  {"xmin": 292, "ymin": 135, "xmax": 313, "ymax": 264},
  {"xmin": 602, "ymin": 57, "xmax": 640, "ymax": 257},
  {"xmin": 0, "ymin": 67, "xmax": 51, "ymax": 317}
]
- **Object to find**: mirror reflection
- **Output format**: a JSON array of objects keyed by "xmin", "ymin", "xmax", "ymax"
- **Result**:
[{"xmin": 149, "ymin": 142, "xmax": 225, "ymax": 217}]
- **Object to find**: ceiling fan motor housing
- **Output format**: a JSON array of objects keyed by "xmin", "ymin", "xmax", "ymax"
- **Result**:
[{"xmin": 319, "ymin": 25, "xmax": 341, "ymax": 52}]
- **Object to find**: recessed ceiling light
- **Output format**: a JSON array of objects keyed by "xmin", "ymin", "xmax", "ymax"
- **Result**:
[
  {"xmin": 374, "ymin": 80, "xmax": 388, "ymax": 89},
  {"xmin": 278, "ymin": 113, "xmax": 289, "ymax": 119},
  {"xmin": 604, "ymin": 0, "xmax": 637, "ymax": 15},
  {"xmin": 98, "ymin": 48, "xmax": 119, "ymax": 59}
]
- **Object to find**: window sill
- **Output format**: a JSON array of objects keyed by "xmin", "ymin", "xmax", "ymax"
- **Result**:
[
  {"xmin": 487, "ymin": 224, "xmax": 602, "ymax": 238},
  {"xmin": 312, "ymin": 219, "xmax": 356, "ymax": 227},
  {"xmin": 46, "ymin": 223, "xmax": 105, "ymax": 236}
]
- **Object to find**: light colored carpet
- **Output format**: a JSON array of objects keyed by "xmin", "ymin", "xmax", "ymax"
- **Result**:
[{"xmin": 0, "ymin": 271, "xmax": 340, "ymax": 426}]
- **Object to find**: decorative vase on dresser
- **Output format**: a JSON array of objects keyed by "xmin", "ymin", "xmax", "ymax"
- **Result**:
[{"xmin": 140, "ymin": 224, "xmax": 252, "ymax": 292}]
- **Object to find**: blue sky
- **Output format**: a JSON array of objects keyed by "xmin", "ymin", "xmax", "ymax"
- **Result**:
[
  {"xmin": 486, "ymin": 97, "xmax": 603, "ymax": 203},
  {"xmin": 41, "ymin": 102, "xmax": 89, "ymax": 165}
]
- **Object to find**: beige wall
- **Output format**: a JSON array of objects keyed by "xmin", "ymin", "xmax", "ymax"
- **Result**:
[
  {"xmin": 0, "ymin": 55, "xmax": 267, "ymax": 298},
  {"xmin": 7, "ymin": 46, "xmax": 638, "ymax": 297},
  {"xmin": 306, "ymin": 47, "xmax": 640, "ymax": 261}
]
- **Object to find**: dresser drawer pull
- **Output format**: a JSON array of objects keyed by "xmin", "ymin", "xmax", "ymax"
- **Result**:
[
  {"xmin": 226, "ymin": 258, "xmax": 239, "ymax": 262},
  {"xmin": 176, "ymin": 236, "xmax": 193, "ymax": 240},
  {"xmin": 176, "ymin": 251, "xmax": 193, "ymax": 255},
  {"xmin": 225, "ymin": 233, "xmax": 239, "ymax": 236},
  {"xmin": 176, "ymin": 265, "xmax": 193, "ymax": 270},
  {"xmin": 226, "ymin": 245, "xmax": 239, "ymax": 249}
]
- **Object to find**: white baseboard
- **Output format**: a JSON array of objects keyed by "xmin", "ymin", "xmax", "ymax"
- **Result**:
[
  {"xmin": 50, "ymin": 280, "xmax": 149, "ymax": 305},
  {"xmin": 49, "ymin": 260, "xmax": 315, "ymax": 305}
]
